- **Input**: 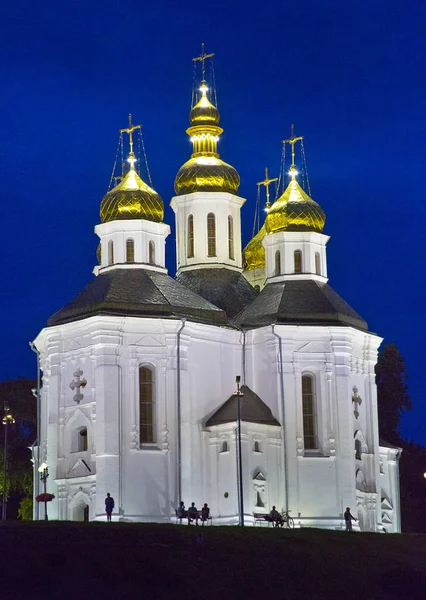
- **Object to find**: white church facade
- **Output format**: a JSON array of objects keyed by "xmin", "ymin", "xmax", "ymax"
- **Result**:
[{"xmin": 33, "ymin": 57, "xmax": 401, "ymax": 532}]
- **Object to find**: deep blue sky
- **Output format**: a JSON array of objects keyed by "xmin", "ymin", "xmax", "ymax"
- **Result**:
[{"xmin": 1, "ymin": 1, "xmax": 424, "ymax": 442}]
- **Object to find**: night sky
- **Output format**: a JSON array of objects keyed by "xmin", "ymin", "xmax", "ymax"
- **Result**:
[{"xmin": 1, "ymin": 1, "xmax": 424, "ymax": 442}]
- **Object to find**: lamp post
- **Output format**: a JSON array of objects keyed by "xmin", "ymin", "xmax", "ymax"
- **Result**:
[
  {"xmin": 38, "ymin": 463, "xmax": 49, "ymax": 521},
  {"xmin": 234, "ymin": 376, "xmax": 244, "ymax": 527},
  {"xmin": 2, "ymin": 403, "xmax": 15, "ymax": 520}
]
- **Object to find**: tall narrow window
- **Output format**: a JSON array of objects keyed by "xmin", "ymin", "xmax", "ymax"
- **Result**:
[
  {"xmin": 149, "ymin": 241, "xmax": 155, "ymax": 265},
  {"xmin": 315, "ymin": 252, "xmax": 321, "ymax": 275},
  {"xmin": 187, "ymin": 215, "xmax": 194, "ymax": 258},
  {"xmin": 228, "ymin": 215, "xmax": 234, "ymax": 260},
  {"xmin": 108, "ymin": 240, "xmax": 114, "ymax": 265},
  {"xmin": 79, "ymin": 428, "xmax": 88, "ymax": 452},
  {"xmin": 207, "ymin": 213, "xmax": 216, "ymax": 257},
  {"xmin": 294, "ymin": 250, "xmax": 302, "ymax": 273},
  {"xmin": 302, "ymin": 374, "xmax": 317, "ymax": 450},
  {"xmin": 275, "ymin": 250, "xmax": 281, "ymax": 276},
  {"xmin": 126, "ymin": 238, "xmax": 135, "ymax": 263},
  {"xmin": 139, "ymin": 366, "xmax": 155, "ymax": 444}
]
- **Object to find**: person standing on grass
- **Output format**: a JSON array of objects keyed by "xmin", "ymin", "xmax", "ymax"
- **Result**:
[
  {"xmin": 105, "ymin": 492, "xmax": 115, "ymax": 522},
  {"xmin": 344, "ymin": 507, "xmax": 356, "ymax": 531}
]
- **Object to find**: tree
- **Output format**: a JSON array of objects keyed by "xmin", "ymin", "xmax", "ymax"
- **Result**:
[
  {"xmin": 0, "ymin": 378, "xmax": 36, "ymax": 519},
  {"xmin": 375, "ymin": 343, "xmax": 411, "ymax": 445}
]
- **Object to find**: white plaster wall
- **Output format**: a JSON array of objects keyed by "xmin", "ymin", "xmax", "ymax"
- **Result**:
[
  {"xmin": 263, "ymin": 230, "xmax": 329, "ymax": 282},
  {"xmin": 171, "ymin": 191, "xmax": 245, "ymax": 272},
  {"xmin": 34, "ymin": 311, "xmax": 395, "ymax": 530}
]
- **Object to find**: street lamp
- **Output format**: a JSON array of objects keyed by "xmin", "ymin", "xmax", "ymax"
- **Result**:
[
  {"xmin": 38, "ymin": 462, "xmax": 49, "ymax": 521},
  {"xmin": 234, "ymin": 376, "xmax": 244, "ymax": 527},
  {"xmin": 2, "ymin": 403, "xmax": 15, "ymax": 520}
]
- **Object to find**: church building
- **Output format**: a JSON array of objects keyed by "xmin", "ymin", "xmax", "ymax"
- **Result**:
[{"xmin": 33, "ymin": 51, "xmax": 401, "ymax": 531}]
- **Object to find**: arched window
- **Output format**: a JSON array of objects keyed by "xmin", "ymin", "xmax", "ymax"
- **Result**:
[
  {"xmin": 254, "ymin": 441, "xmax": 261, "ymax": 453},
  {"xmin": 78, "ymin": 427, "xmax": 88, "ymax": 452},
  {"xmin": 149, "ymin": 241, "xmax": 155, "ymax": 265},
  {"xmin": 255, "ymin": 491, "xmax": 265, "ymax": 508},
  {"xmin": 207, "ymin": 213, "xmax": 216, "ymax": 257},
  {"xmin": 302, "ymin": 374, "xmax": 317, "ymax": 450},
  {"xmin": 126, "ymin": 238, "xmax": 135, "ymax": 263},
  {"xmin": 315, "ymin": 252, "xmax": 321, "ymax": 275},
  {"xmin": 108, "ymin": 240, "xmax": 114, "ymax": 265},
  {"xmin": 294, "ymin": 250, "xmax": 302, "ymax": 273},
  {"xmin": 187, "ymin": 215, "xmax": 194, "ymax": 258},
  {"xmin": 228, "ymin": 215, "xmax": 234, "ymax": 260},
  {"xmin": 139, "ymin": 366, "xmax": 155, "ymax": 444},
  {"xmin": 275, "ymin": 250, "xmax": 281, "ymax": 276},
  {"xmin": 220, "ymin": 441, "xmax": 228, "ymax": 453},
  {"xmin": 355, "ymin": 439, "xmax": 362, "ymax": 460}
]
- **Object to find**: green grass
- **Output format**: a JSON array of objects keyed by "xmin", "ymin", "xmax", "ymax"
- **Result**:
[{"xmin": 1, "ymin": 522, "xmax": 425, "ymax": 599}]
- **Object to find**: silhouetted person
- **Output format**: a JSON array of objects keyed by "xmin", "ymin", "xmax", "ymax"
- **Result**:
[
  {"xmin": 105, "ymin": 492, "xmax": 114, "ymax": 522},
  {"xmin": 188, "ymin": 502, "xmax": 199, "ymax": 525},
  {"xmin": 201, "ymin": 503, "xmax": 210, "ymax": 525},
  {"xmin": 344, "ymin": 507, "xmax": 356, "ymax": 531},
  {"xmin": 269, "ymin": 505, "xmax": 283, "ymax": 527},
  {"xmin": 177, "ymin": 501, "xmax": 186, "ymax": 521}
]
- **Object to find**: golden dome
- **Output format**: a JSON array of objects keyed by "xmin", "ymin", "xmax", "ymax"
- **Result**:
[
  {"xmin": 175, "ymin": 156, "xmax": 240, "ymax": 195},
  {"xmin": 100, "ymin": 166, "xmax": 164, "ymax": 224},
  {"xmin": 243, "ymin": 224, "xmax": 266, "ymax": 271},
  {"xmin": 265, "ymin": 177, "xmax": 325, "ymax": 234},
  {"xmin": 189, "ymin": 83, "xmax": 220, "ymax": 126},
  {"xmin": 174, "ymin": 79, "xmax": 240, "ymax": 196}
]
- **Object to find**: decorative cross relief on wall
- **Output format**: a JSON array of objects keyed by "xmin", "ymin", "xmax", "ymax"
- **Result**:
[
  {"xmin": 352, "ymin": 386, "xmax": 362, "ymax": 419},
  {"xmin": 69, "ymin": 369, "xmax": 87, "ymax": 404}
]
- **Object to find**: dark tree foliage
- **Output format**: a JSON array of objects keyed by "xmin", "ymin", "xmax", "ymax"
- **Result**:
[
  {"xmin": 376, "ymin": 344, "xmax": 426, "ymax": 532},
  {"xmin": 376, "ymin": 344, "xmax": 411, "ymax": 445},
  {"xmin": 0, "ymin": 378, "xmax": 37, "ymax": 519}
]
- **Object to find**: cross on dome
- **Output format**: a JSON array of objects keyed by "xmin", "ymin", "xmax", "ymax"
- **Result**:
[
  {"xmin": 192, "ymin": 43, "xmax": 214, "ymax": 81},
  {"xmin": 282, "ymin": 124, "xmax": 304, "ymax": 180},
  {"xmin": 257, "ymin": 167, "xmax": 278, "ymax": 210},
  {"xmin": 120, "ymin": 113, "xmax": 141, "ymax": 169}
]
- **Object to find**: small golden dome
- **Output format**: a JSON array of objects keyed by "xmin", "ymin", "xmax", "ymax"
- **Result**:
[
  {"xmin": 100, "ymin": 167, "xmax": 164, "ymax": 224},
  {"xmin": 243, "ymin": 224, "xmax": 266, "ymax": 271},
  {"xmin": 174, "ymin": 155, "xmax": 240, "ymax": 195},
  {"xmin": 265, "ymin": 178, "xmax": 325, "ymax": 234},
  {"xmin": 189, "ymin": 83, "xmax": 220, "ymax": 126}
]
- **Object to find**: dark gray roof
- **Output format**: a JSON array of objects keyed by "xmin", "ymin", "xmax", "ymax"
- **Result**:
[
  {"xmin": 379, "ymin": 438, "xmax": 402, "ymax": 450},
  {"xmin": 205, "ymin": 385, "xmax": 280, "ymax": 427},
  {"xmin": 235, "ymin": 279, "xmax": 368, "ymax": 331},
  {"xmin": 48, "ymin": 268, "xmax": 228, "ymax": 327},
  {"xmin": 176, "ymin": 268, "xmax": 258, "ymax": 320}
]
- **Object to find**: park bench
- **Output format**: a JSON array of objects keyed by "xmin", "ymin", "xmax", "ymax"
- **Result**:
[
  {"xmin": 175, "ymin": 509, "xmax": 212, "ymax": 525},
  {"xmin": 253, "ymin": 512, "xmax": 275, "ymax": 526}
]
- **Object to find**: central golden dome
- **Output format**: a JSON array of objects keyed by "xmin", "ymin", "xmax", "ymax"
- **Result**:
[
  {"xmin": 174, "ymin": 80, "xmax": 240, "ymax": 196},
  {"xmin": 265, "ymin": 178, "xmax": 325, "ymax": 234},
  {"xmin": 100, "ymin": 167, "xmax": 164, "ymax": 224},
  {"xmin": 175, "ymin": 156, "xmax": 240, "ymax": 195}
]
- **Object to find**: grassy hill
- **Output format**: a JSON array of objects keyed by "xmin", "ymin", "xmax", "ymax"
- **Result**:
[{"xmin": 1, "ymin": 522, "xmax": 425, "ymax": 600}]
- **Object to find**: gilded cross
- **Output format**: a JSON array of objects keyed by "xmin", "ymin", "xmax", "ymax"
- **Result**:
[
  {"xmin": 70, "ymin": 369, "xmax": 87, "ymax": 404},
  {"xmin": 282, "ymin": 124, "xmax": 304, "ymax": 178},
  {"xmin": 352, "ymin": 386, "xmax": 362, "ymax": 419},
  {"xmin": 193, "ymin": 43, "xmax": 214, "ymax": 80},
  {"xmin": 120, "ymin": 113, "xmax": 141, "ymax": 167},
  {"xmin": 257, "ymin": 167, "xmax": 278, "ymax": 209}
]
